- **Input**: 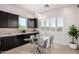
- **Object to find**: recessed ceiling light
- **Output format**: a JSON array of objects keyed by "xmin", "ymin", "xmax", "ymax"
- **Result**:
[
  {"xmin": 44, "ymin": 4, "xmax": 50, "ymax": 8},
  {"xmin": 77, "ymin": 4, "xmax": 79, "ymax": 7}
]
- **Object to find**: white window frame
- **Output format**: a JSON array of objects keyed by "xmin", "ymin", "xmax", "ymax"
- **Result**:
[{"xmin": 39, "ymin": 16, "xmax": 64, "ymax": 31}]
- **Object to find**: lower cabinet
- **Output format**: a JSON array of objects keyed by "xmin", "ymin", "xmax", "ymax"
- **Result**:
[
  {"xmin": 0, "ymin": 36, "xmax": 26, "ymax": 51},
  {"xmin": 0, "ymin": 33, "xmax": 39, "ymax": 51},
  {"xmin": 0, "ymin": 37, "xmax": 11, "ymax": 50}
]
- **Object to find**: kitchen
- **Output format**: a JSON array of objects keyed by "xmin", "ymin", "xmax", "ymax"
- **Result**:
[{"xmin": 0, "ymin": 10, "xmax": 39, "ymax": 52}]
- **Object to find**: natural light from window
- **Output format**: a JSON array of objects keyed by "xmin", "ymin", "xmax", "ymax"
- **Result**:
[
  {"xmin": 19, "ymin": 16, "xmax": 27, "ymax": 30},
  {"xmin": 39, "ymin": 16, "xmax": 64, "ymax": 31}
]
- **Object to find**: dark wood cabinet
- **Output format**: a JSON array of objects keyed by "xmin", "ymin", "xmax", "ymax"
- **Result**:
[
  {"xmin": 1, "ymin": 13, "xmax": 8, "ymax": 28},
  {"xmin": 0, "ymin": 11, "xmax": 18, "ymax": 28},
  {"xmin": 34, "ymin": 18, "xmax": 38, "ymax": 28},
  {"xmin": 0, "ymin": 11, "xmax": 8, "ymax": 28},
  {"xmin": 27, "ymin": 18, "xmax": 38, "ymax": 28},
  {"xmin": 0, "ymin": 14, "xmax": 2, "ymax": 27},
  {"xmin": 0, "ymin": 36, "xmax": 25, "ymax": 51},
  {"xmin": 0, "ymin": 32, "xmax": 39, "ymax": 51},
  {"xmin": 7, "ymin": 13, "xmax": 18, "ymax": 28}
]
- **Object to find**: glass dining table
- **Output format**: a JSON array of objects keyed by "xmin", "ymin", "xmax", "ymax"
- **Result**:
[{"xmin": 32, "ymin": 35, "xmax": 50, "ymax": 53}]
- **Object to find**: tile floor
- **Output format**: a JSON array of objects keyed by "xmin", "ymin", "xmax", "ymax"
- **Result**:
[{"xmin": 2, "ymin": 43, "xmax": 79, "ymax": 54}]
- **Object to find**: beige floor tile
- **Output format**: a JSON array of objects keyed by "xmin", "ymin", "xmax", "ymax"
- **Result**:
[{"xmin": 2, "ymin": 43, "xmax": 79, "ymax": 54}]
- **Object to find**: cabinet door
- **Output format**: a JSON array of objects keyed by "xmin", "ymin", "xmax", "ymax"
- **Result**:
[
  {"xmin": 1, "ymin": 12, "xmax": 8, "ymax": 28},
  {"xmin": 0, "ymin": 11, "xmax": 18, "ymax": 28},
  {"xmin": 1, "ymin": 37, "xmax": 10, "ymax": 51},
  {"xmin": 34, "ymin": 18, "xmax": 38, "ymax": 28},
  {"xmin": 29, "ymin": 20, "xmax": 34, "ymax": 28},
  {"xmin": 0, "ymin": 12, "xmax": 2, "ymax": 27},
  {"xmin": 0, "ymin": 37, "xmax": 21, "ymax": 51},
  {"xmin": 7, "ymin": 14, "xmax": 18, "ymax": 28},
  {"xmin": 27, "ymin": 18, "xmax": 38, "ymax": 28},
  {"xmin": 28, "ymin": 18, "xmax": 34, "ymax": 28},
  {"xmin": 0, "ymin": 11, "xmax": 8, "ymax": 28}
]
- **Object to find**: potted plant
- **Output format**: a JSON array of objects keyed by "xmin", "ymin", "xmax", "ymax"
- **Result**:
[{"xmin": 68, "ymin": 25, "xmax": 79, "ymax": 49}]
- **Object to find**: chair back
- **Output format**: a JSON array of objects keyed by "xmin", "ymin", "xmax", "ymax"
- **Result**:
[
  {"xmin": 30, "ymin": 35, "xmax": 35, "ymax": 43},
  {"xmin": 43, "ymin": 39, "xmax": 50, "ymax": 48},
  {"xmin": 50, "ymin": 36, "xmax": 54, "ymax": 46}
]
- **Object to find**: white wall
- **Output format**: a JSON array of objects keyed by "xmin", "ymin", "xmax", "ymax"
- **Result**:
[
  {"xmin": 0, "ymin": 4, "xmax": 35, "ymax": 18},
  {"xmin": 39, "ymin": 5, "xmax": 79, "ymax": 45}
]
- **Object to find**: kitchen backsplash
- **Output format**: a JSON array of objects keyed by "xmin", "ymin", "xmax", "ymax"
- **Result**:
[{"xmin": 0, "ymin": 28, "xmax": 38, "ymax": 34}]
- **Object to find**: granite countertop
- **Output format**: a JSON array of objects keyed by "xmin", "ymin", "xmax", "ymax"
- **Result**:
[{"xmin": 0, "ymin": 31, "xmax": 39, "ymax": 38}]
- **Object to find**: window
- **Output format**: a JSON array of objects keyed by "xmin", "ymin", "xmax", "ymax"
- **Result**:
[
  {"xmin": 50, "ymin": 18, "xmax": 56, "ymax": 31},
  {"xmin": 45, "ymin": 19, "xmax": 50, "ymax": 30},
  {"xmin": 57, "ymin": 16, "xmax": 64, "ymax": 31},
  {"xmin": 19, "ymin": 16, "xmax": 27, "ymax": 30},
  {"xmin": 39, "ymin": 16, "xmax": 64, "ymax": 31},
  {"xmin": 40, "ymin": 19, "xmax": 45, "ymax": 30}
]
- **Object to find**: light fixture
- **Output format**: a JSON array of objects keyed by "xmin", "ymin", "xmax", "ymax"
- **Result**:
[
  {"xmin": 77, "ymin": 4, "xmax": 79, "ymax": 7},
  {"xmin": 44, "ymin": 4, "xmax": 50, "ymax": 8}
]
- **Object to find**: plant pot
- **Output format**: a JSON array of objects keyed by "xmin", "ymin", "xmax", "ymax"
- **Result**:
[{"xmin": 69, "ymin": 42, "xmax": 77, "ymax": 49}]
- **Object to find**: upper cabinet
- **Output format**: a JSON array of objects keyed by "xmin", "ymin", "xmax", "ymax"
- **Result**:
[
  {"xmin": 0, "ymin": 11, "xmax": 18, "ymax": 28},
  {"xmin": 0, "ymin": 11, "xmax": 8, "ymax": 28},
  {"xmin": 7, "ymin": 13, "xmax": 18, "ymax": 28},
  {"xmin": 27, "ymin": 18, "xmax": 38, "ymax": 28},
  {"xmin": 0, "ymin": 11, "xmax": 38, "ymax": 28}
]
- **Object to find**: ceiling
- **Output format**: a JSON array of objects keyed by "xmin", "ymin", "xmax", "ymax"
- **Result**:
[{"xmin": 12, "ymin": 4, "xmax": 73, "ymax": 14}]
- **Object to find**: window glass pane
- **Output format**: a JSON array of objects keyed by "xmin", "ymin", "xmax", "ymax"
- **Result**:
[
  {"xmin": 44, "ymin": 19, "xmax": 50, "ymax": 31},
  {"xmin": 40, "ymin": 19, "xmax": 45, "ymax": 27},
  {"xmin": 45, "ymin": 19, "xmax": 49, "ymax": 27},
  {"xmin": 39, "ymin": 16, "xmax": 64, "ymax": 31},
  {"xmin": 57, "ymin": 16, "xmax": 63, "ymax": 27},
  {"xmin": 50, "ymin": 18, "xmax": 56, "ymax": 27},
  {"xmin": 57, "ymin": 16, "xmax": 64, "ymax": 31},
  {"xmin": 19, "ymin": 16, "xmax": 27, "ymax": 30},
  {"xmin": 50, "ymin": 17, "xmax": 56, "ymax": 31},
  {"xmin": 40, "ymin": 19, "xmax": 45, "ymax": 30}
]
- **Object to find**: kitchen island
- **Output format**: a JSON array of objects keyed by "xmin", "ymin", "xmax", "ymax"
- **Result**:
[{"xmin": 0, "ymin": 31, "xmax": 39, "ymax": 52}]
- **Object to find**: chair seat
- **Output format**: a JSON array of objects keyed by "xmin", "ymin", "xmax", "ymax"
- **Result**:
[
  {"xmin": 24, "ymin": 38, "xmax": 30, "ymax": 41},
  {"xmin": 37, "ymin": 36, "xmax": 50, "ymax": 48}
]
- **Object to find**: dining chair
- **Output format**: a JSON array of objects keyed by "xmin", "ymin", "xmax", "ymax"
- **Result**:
[
  {"xmin": 50, "ymin": 36, "xmax": 54, "ymax": 47},
  {"xmin": 30, "ymin": 34, "xmax": 54, "ymax": 54},
  {"xmin": 36, "ymin": 36, "xmax": 51, "ymax": 53}
]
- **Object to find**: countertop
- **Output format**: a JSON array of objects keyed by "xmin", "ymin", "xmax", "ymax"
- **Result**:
[{"xmin": 0, "ymin": 31, "xmax": 39, "ymax": 38}]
